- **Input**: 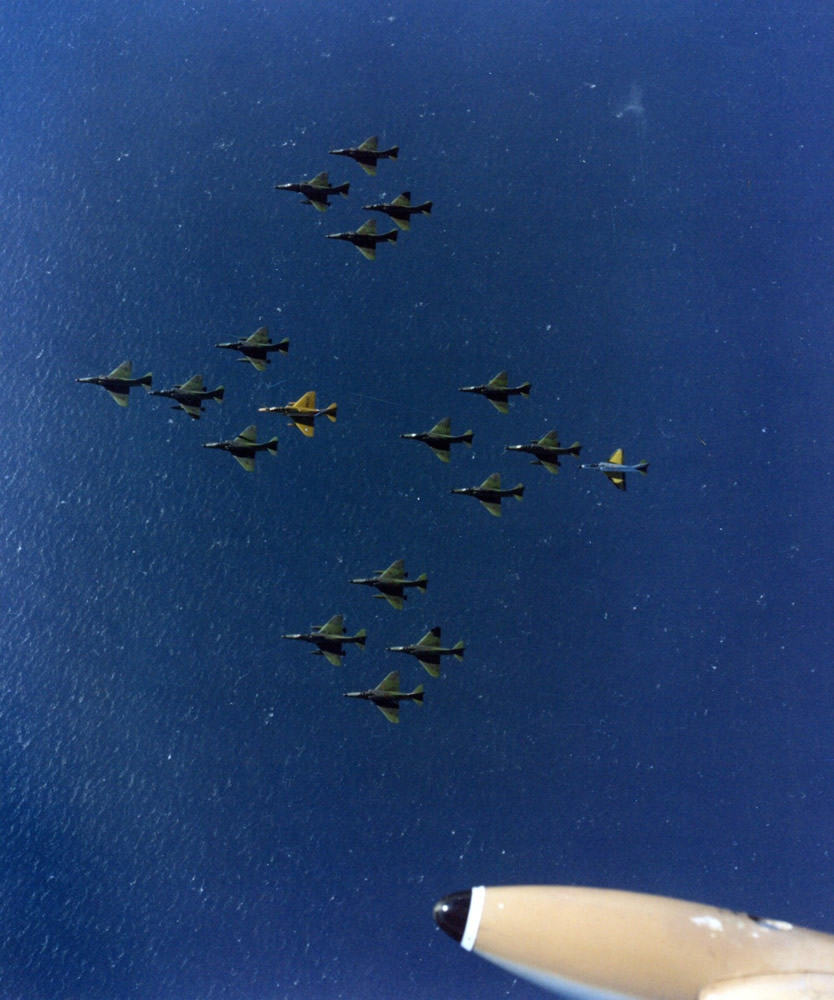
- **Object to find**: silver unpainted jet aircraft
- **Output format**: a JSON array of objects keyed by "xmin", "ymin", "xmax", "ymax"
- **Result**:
[{"xmin": 581, "ymin": 448, "xmax": 649, "ymax": 491}]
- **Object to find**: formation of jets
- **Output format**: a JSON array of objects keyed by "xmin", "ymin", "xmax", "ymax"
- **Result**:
[
  {"xmin": 274, "ymin": 135, "xmax": 431, "ymax": 259},
  {"xmin": 77, "ymin": 131, "xmax": 650, "ymax": 727},
  {"xmin": 280, "ymin": 559, "xmax": 460, "ymax": 722}
]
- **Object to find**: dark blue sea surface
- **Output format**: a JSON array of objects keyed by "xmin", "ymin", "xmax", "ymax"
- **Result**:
[{"xmin": 1, "ymin": 1, "xmax": 832, "ymax": 997}]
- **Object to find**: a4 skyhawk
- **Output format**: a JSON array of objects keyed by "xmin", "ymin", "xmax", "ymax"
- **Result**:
[
  {"xmin": 459, "ymin": 371, "xmax": 531, "ymax": 413},
  {"xmin": 343, "ymin": 670, "xmax": 424, "ymax": 724},
  {"xmin": 400, "ymin": 417, "xmax": 474, "ymax": 463},
  {"xmin": 282, "ymin": 614, "xmax": 367, "ymax": 667},
  {"xmin": 274, "ymin": 170, "xmax": 350, "ymax": 211},
  {"xmin": 258, "ymin": 391, "xmax": 337, "ymax": 437},
  {"xmin": 451, "ymin": 473, "xmax": 524, "ymax": 517},
  {"xmin": 76, "ymin": 361, "xmax": 153, "ymax": 407},
  {"xmin": 505, "ymin": 430, "xmax": 582, "ymax": 474},
  {"xmin": 581, "ymin": 448, "xmax": 649, "ymax": 491},
  {"xmin": 202, "ymin": 424, "xmax": 278, "ymax": 471},
  {"xmin": 326, "ymin": 218, "xmax": 398, "ymax": 260},
  {"xmin": 215, "ymin": 326, "xmax": 289, "ymax": 371},
  {"xmin": 349, "ymin": 558, "xmax": 427, "ymax": 610},
  {"xmin": 363, "ymin": 191, "xmax": 432, "ymax": 230},
  {"xmin": 329, "ymin": 135, "xmax": 399, "ymax": 175},
  {"xmin": 151, "ymin": 374, "xmax": 224, "ymax": 419},
  {"xmin": 386, "ymin": 626, "xmax": 465, "ymax": 678}
]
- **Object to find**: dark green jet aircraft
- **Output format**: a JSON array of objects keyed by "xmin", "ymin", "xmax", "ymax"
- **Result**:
[
  {"xmin": 344, "ymin": 670, "xmax": 424, "ymax": 724},
  {"xmin": 326, "ymin": 218, "xmax": 398, "ymax": 260},
  {"xmin": 459, "ymin": 371, "xmax": 532, "ymax": 413},
  {"xmin": 274, "ymin": 171, "xmax": 350, "ymax": 211},
  {"xmin": 451, "ymin": 473, "xmax": 525, "ymax": 517},
  {"xmin": 581, "ymin": 448, "xmax": 649, "ymax": 492},
  {"xmin": 282, "ymin": 614, "xmax": 367, "ymax": 667},
  {"xmin": 215, "ymin": 326, "xmax": 289, "ymax": 371},
  {"xmin": 386, "ymin": 626, "xmax": 465, "ymax": 678},
  {"xmin": 202, "ymin": 424, "xmax": 278, "ymax": 471},
  {"xmin": 349, "ymin": 558, "xmax": 427, "ymax": 610},
  {"xmin": 363, "ymin": 191, "xmax": 432, "ymax": 230},
  {"xmin": 151, "ymin": 374, "xmax": 224, "ymax": 419},
  {"xmin": 505, "ymin": 430, "xmax": 582, "ymax": 474},
  {"xmin": 76, "ymin": 361, "xmax": 152, "ymax": 407},
  {"xmin": 400, "ymin": 417, "xmax": 474, "ymax": 463},
  {"xmin": 329, "ymin": 136, "xmax": 399, "ymax": 175}
]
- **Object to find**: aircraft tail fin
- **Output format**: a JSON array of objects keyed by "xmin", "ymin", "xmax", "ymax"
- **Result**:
[
  {"xmin": 414, "ymin": 573, "xmax": 428, "ymax": 592},
  {"xmin": 322, "ymin": 402, "xmax": 338, "ymax": 423},
  {"xmin": 569, "ymin": 442, "xmax": 582, "ymax": 456},
  {"xmin": 213, "ymin": 386, "xmax": 225, "ymax": 403},
  {"xmin": 453, "ymin": 641, "xmax": 465, "ymax": 661},
  {"xmin": 463, "ymin": 430, "xmax": 474, "ymax": 447},
  {"xmin": 355, "ymin": 629, "xmax": 367, "ymax": 647},
  {"xmin": 637, "ymin": 460, "xmax": 650, "ymax": 475},
  {"xmin": 140, "ymin": 374, "xmax": 153, "ymax": 391},
  {"xmin": 412, "ymin": 684, "xmax": 425, "ymax": 705},
  {"xmin": 337, "ymin": 182, "xmax": 350, "ymax": 197},
  {"xmin": 418, "ymin": 201, "xmax": 432, "ymax": 215},
  {"xmin": 513, "ymin": 484, "xmax": 525, "ymax": 500},
  {"xmin": 266, "ymin": 437, "xmax": 279, "ymax": 456},
  {"xmin": 519, "ymin": 382, "xmax": 532, "ymax": 397},
  {"xmin": 276, "ymin": 338, "xmax": 290, "ymax": 354}
]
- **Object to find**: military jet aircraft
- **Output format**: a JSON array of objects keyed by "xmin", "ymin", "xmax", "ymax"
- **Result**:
[
  {"xmin": 202, "ymin": 424, "xmax": 278, "ymax": 471},
  {"xmin": 257, "ymin": 391, "xmax": 337, "ymax": 437},
  {"xmin": 363, "ymin": 191, "xmax": 432, "ymax": 230},
  {"xmin": 329, "ymin": 136, "xmax": 399, "ymax": 175},
  {"xmin": 326, "ymin": 218, "xmax": 398, "ymax": 260},
  {"xmin": 215, "ymin": 326, "xmax": 289, "ymax": 371},
  {"xmin": 274, "ymin": 170, "xmax": 350, "ymax": 211},
  {"xmin": 581, "ymin": 448, "xmax": 649, "ymax": 492},
  {"xmin": 151, "ymin": 374, "xmax": 224, "ymax": 419},
  {"xmin": 349, "ymin": 558, "xmax": 427, "ymax": 610},
  {"xmin": 451, "ymin": 473, "xmax": 524, "ymax": 517},
  {"xmin": 505, "ymin": 430, "xmax": 582, "ymax": 474},
  {"xmin": 459, "ymin": 371, "xmax": 531, "ymax": 413},
  {"xmin": 400, "ymin": 417, "xmax": 474, "ymax": 463},
  {"xmin": 344, "ymin": 670, "xmax": 424, "ymax": 723},
  {"xmin": 282, "ymin": 614, "xmax": 366, "ymax": 667},
  {"xmin": 386, "ymin": 626, "xmax": 465, "ymax": 678},
  {"xmin": 76, "ymin": 361, "xmax": 153, "ymax": 407}
]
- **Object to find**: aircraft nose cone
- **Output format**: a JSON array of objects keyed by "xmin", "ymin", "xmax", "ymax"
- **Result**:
[{"xmin": 433, "ymin": 890, "xmax": 471, "ymax": 943}]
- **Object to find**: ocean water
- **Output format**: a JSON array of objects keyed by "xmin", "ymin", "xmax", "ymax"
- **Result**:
[{"xmin": 1, "ymin": 1, "xmax": 832, "ymax": 997}]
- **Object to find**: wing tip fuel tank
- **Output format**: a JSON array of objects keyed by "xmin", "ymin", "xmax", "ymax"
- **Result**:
[{"xmin": 433, "ymin": 885, "xmax": 834, "ymax": 1000}]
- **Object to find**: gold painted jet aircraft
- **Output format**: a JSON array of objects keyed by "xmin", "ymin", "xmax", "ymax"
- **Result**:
[
  {"xmin": 215, "ymin": 326, "xmax": 289, "ymax": 371},
  {"xmin": 151, "ymin": 374, "xmax": 224, "ymax": 419},
  {"xmin": 76, "ymin": 361, "xmax": 152, "ymax": 407},
  {"xmin": 506, "ymin": 430, "xmax": 582, "ymax": 474},
  {"xmin": 363, "ymin": 191, "xmax": 432, "ymax": 229},
  {"xmin": 202, "ymin": 425, "xmax": 278, "ymax": 471},
  {"xmin": 326, "ymin": 218, "xmax": 398, "ymax": 260},
  {"xmin": 257, "ymin": 391, "xmax": 337, "ymax": 437},
  {"xmin": 329, "ymin": 135, "xmax": 399, "ymax": 175},
  {"xmin": 452, "ymin": 473, "xmax": 524, "ymax": 517},
  {"xmin": 581, "ymin": 448, "xmax": 649, "ymax": 491},
  {"xmin": 344, "ymin": 670, "xmax": 424, "ymax": 723},
  {"xmin": 434, "ymin": 884, "xmax": 834, "ymax": 1000},
  {"xmin": 282, "ymin": 614, "xmax": 366, "ymax": 667},
  {"xmin": 349, "ymin": 558, "xmax": 427, "ymax": 610},
  {"xmin": 459, "ymin": 371, "xmax": 531, "ymax": 413},
  {"xmin": 400, "ymin": 417, "xmax": 474, "ymax": 463},
  {"xmin": 274, "ymin": 170, "xmax": 350, "ymax": 211},
  {"xmin": 386, "ymin": 626, "xmax": 465, "ymax": 678}
]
